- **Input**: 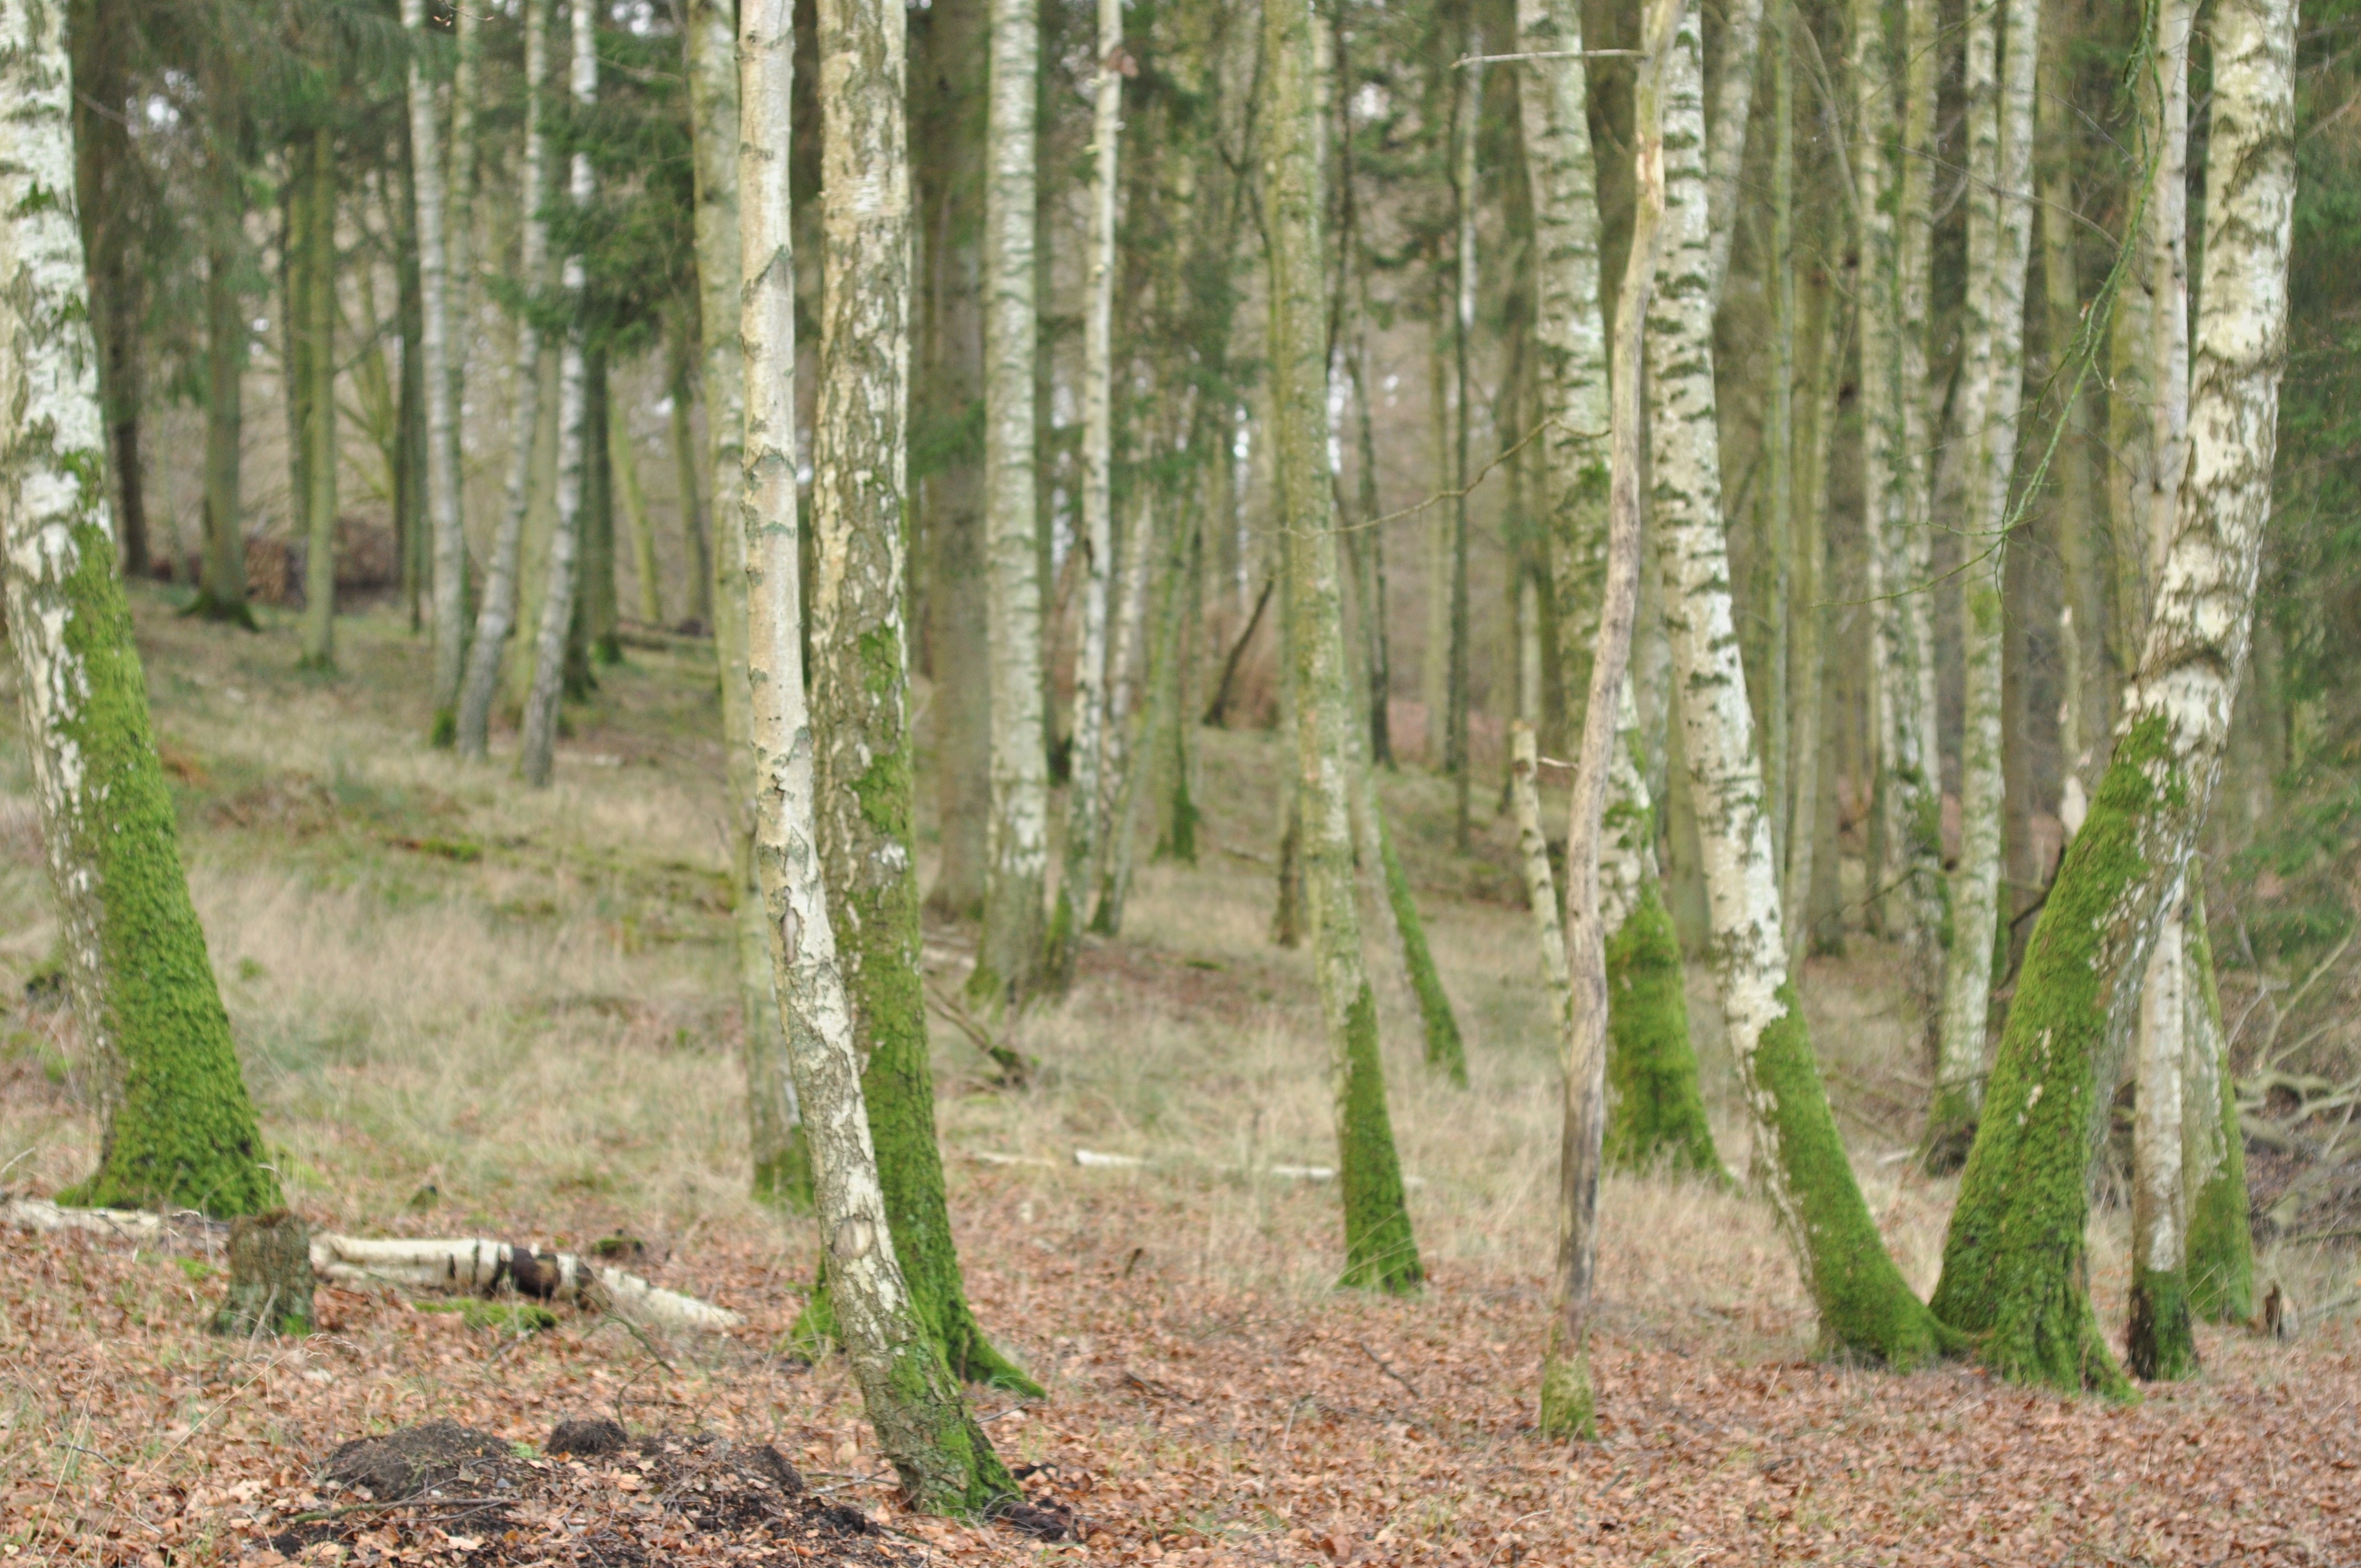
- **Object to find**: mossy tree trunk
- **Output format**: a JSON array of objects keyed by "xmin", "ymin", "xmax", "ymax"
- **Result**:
[
  {"xmin": 1929, "ymin": 0, "xmax": 2042, "ymax": 1169},
  {"xmin": 456, "ymin": 0, "xmax": 550, "ymax": 761},
  {"xmin": 804, "ymin": 0, "xmax": 1037, "ymax": 1392},
  {"xmin": 971, "ymin": 0, "xmax": 1048, "ymax": 1014},
  {"xmin": 738, "ymin": 9, "xmax": 1011, "ymax": 1503},
  {"xmin": 519, "ymin": 0, "xmax": 596, "ymax": 790},
  {"xmin": 404, "ymin": 0, "xmax": 467, "ymax": 726},
  {"xmin": 1930, "ymin": 0, "xmax": 2297, "ymax": 1393},
  {"xmin": 0, "ymin": 0, "xmax": 280, "ymax": 1218},
  {"xmin": 2182, "ymin": 889, "xmax": 2254, "ymax": 1323},
  {"xmin": 1264, "ymin": 0, "xmax": 1422, "ymax": 1296},
  {"xmin": 1649, "ymin": 7, "xmax": 1944, "ymax": 1368}
]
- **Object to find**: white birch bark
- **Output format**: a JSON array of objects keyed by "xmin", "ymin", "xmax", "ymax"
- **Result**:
[
  {"xmin": 519, "ymin": 0, "xmax": 596, "ymax": 789},
  {"xmin": 1092, "ymin": 489, "xmax": 1155, "ymax": 930},
  {"xmin": 404, "ymin": 0, "xmax": 467, "ymax": 716},
  {"xmin": 445, "ymin": 0, "xmax": 481, "ymax": 546},
  {"xmin": 975, "ymin": 0, "xmax": 1047, "ymax": 1006},
  {"xmin": 1933, "ymin": 0, "xmax": 2041, "ymax": 1141},
  {"xmin": 1053, "ymin": 0, "xmax": 1122, "ymax": 979},
  {"xmin": 455, "ymin": 0, "xmax": 550, "ymax": 760},
  {"xmin": 1510, "ymin": 723, "xmax": 1574, "ymax": 1026},
  {"xmin": 2133, "ymin": 878, "xmax": 2188, "ymax": 1289}
]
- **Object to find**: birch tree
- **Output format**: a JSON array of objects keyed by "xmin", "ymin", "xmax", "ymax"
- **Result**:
[
  {"xmin": 802, "ymin": 0, "xmax": 1038, "ymax": 1390},
  {"xmin": 1649, "ymin": 6, "xmax": 1944, "ymax": 1365},
  {"xmin": 1265, "ymin": 0, "xmax": 1421, "ymax": 1294},
  {"xmin": 972, "ymin": 0, "xmax": 1048, "ymax": 1011},
  {"xmin": 1930, "ymin": 0, "xmax": 2298, "ymax": 1392},
  {"xmin": 738, "ymin": 1, "xmax": 1012, "ymax": 1504},
  {"xmin": 1928, "ymin": 0, "xmax": 2041, "ymax": 1167},
  {"xmin": 1047, "ymin": 0, "xmax": 1123, "ymax": 993},
  {"xmin": 519, "ymin": 0, "xmax": 596, "ymax": 788},
  {"xmin": 1517, "ymin": 0, "xmax": 1715, "ymax": 1175},
  {"xmin": 404, "ymin": 0, "xmax": 466, "ymax": 727},
  {"xmin": 0, "ymin": 0, "xmax": 278, "ymax": 1217},
  {"xmin": 455, "ymin": 0, "xmax": 550, "ymax": 761}
]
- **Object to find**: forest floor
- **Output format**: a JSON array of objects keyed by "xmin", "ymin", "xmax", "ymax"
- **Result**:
[{"xmin": 2, "ymin": 591, "xmax": 2359, "ymax": 1567}]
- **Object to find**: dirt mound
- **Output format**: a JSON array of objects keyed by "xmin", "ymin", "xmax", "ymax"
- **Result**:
[{"xmin": 270, "ymin": 1421, "xmax": 909, "ymax": 1565}]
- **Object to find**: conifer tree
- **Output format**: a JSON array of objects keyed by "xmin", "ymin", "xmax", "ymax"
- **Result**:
[{"xmin": 1, "ymin": 0, "xmax": 278, "ymax": 1218}]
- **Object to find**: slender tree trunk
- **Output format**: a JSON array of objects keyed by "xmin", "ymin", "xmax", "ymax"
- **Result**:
[
  {"xmin": 739, "ymin": 4, "xmax": 1010, "ymax": 1502},
  {"xmin": 2038, "ymin": 14, "xmax": 2103, "ymax": 796},
  {"xmin": 395, "ymin": 145, "xmax": 428, "ymax": 630},
  {"xmin": 1266, "ymin": 0, "xmax": 1421, "ymax": 1294},
  {"xmin": 200, "ymin": 231, "xmax": 250, "ymax": 623},
  {"xmin": 1422, "ymin": 314, "xmax": 1449, "ymax": 766},
  {"xmin": 70, "ymin": 1, "xmax": 149, "ymax": 580},
  {"xmin": 405, "ymin": 0, "xmax": 467, "ymax": 725},
  {"xmin": 300, "ymin": 129, "xmax": 339, "ymax": 671},
  {"xmin": 1929, "ymin": 0, "xmax": 2041, "ymax": 1167},
  {"xmin": 1046, "ymin": 0, "xmax": 1122, "ymax": 993},
  {"xmin": 445, "ymin": 0, "xmax": 481, "ymax": 564},
  {"xmin": 614, "ymin": 399, "xmax": 662, "ymax": 623},
  {"xmin": 520, "ymin": 0, "xmax": 596, "ymax": 788},
  {"xmin": 1763, "ymin": 0, "xmax": 1795, "ymax": 885},
  {"xmin": 1701, "ymin": 0, "xmax": 1765, "ymax": 314},
  {"xmin": 584, "ymin": 348, "xmax": 618, "ymax": 661},
  {"xmin": 456, "ymin": 0, "xmax": 550, "ymax": 759},
  {"xmin": 667, "ymin": 335, "xmax": 712, "ymax": 627},
  {"xmin": 2182, "ymin": 889, "xmax": 2254, "ymax": 1322},
  {"xmin": 1931, "ymin": 0, "xmax": 2296, "ymax": 1392},
  {"xmin": 0, "ymin": 0, "xmax": 279, "ymax": 1216},
  {"xmin": 803, "ymin": 0, "xmax": 1038, "ymax": 1391},
  {"xmin": 1785, "ymin": 249, "xmax": 1840, "ymax": 961},
  {"xmin": 1448, "ymin": 47, "xmax": 1478, "ymax": 846},
  {"xmin": 1651, "ymin": 7, "xmax": 1944, "ymax": 1366},
  {"xmin": 1091, "ymin": 489, "xmax": 1155, "ymax": 934},
  {"xmin": 971, "ymin": 0, "xmax": 1048, "ymax": 1011},
  {"xmin": 1536, "ymin": 0, "xmax": 1677, "ymax": 1439}
]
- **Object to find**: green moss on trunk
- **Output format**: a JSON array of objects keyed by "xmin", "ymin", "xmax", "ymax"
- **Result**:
[
  {"xmin": 1536, "ymin": 1341, "xmax": 1596, "ymax": 1440},
  {"xmin": 1602, "ymin": 883, "xmax": 1722, "ymax": 1178},
  {"xmin": 1336, "ymin": 984, "xmax": 1423, "ymax": 1293},
  {"xmin": 2126, "ymin": 1265, "xmax": 2198, "ymax": 1381},
  {"xmin": 1756, "ymin": 983, "xmax": 1949, "ymax": 1365},
  {"xmin": 2184, "ymin": 900, "xmax": 2254, "ymax": 1323},
  {"xmin": 44, "ymin": 525, "xmax": 279, "ymax": 1219},
  {"xmin": 1929, "ymin": 717, "xmax": 2182, "ymax": 1399},
  {"xmin": 1377, "ymin": 813, "xmax": 1466, "ymax": 1087}
]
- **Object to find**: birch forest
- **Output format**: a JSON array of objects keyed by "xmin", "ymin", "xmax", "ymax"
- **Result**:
[{"xmin": 11, "ymin": 0, "xmax": 2361, "ymax": 1555}]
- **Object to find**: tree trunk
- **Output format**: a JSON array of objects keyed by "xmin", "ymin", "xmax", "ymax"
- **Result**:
[
  {"xmin": 614, "ymin": 397, "xmax": 662, "ymax": 623},
  {"xmin": 300, "ymin": 128, "xmax": 339, "ymax": 671},
  {"xmin": 1650, "ymin": 6, "xmax": 1945, "ymax": 1366},
  {"xmin": 1046, "ymin": 0, "xmax": 1121, "ymax": 994},
  {"xmin": 405, "ymin": 0, "xmax": 467, "ymax": 725},
  {"xmin": 1448, "ymin": 47, "xmax": 1478, "ymax": 847},
  {"xmin": 802, "ymin": 0, "xmax": 1038, "ymax": 1392},
  {"xmin": 69, "ymin": 0, "xmax": 150, "ymax": 580},
  {"xmin": 0, "ymin": 0, "xmax": 279, "ymax": 1217},
  {"xmin": 520, "ymin": 0, "xmax": 597, "ymax": 789},
  {"xmin": 1929, "ymin": 0, "xmax": 2041, "ymax": 1168},
  {"xmin": 1762, "ymin": 1, "xmax": 1794, "ymax": 886},
  {"xmin": 200, "ymin": 230, "xmax": 250, "ymax": 623},
  {"xmin": 2038, "ymin": 17, "xmax": 2104, "ymax": 793},
  {"xmin": 456, "ymin": 0, "xmax": 551, "ymax": 760},
  {"xmin": 2182, "ymin": 889, "xmax": 2253, "ymax": 1323},
  {"xmin": 667, "ymin": 336, "xmax": 712, "ymax": 628},
  {"xmin": 585, "ymin": 349, "xmax": 619, "ymax": 662},
  {"xmin": 1091, "ymin": 489, "xmax": 1156, "ymax": 935},
  {"xmin": 738, "ymin": 6, "xmax": 1010, "ymax": 1502},
  {"xmin": 1266, "ymin": 0, "xmax": 1421, "ymax": 1294},
  {"xmin": 971, "ymin": 0, "xmax": 1048, "ymax": 1012},
  {"xmin": 1930, "ymin": 0, "xmax": 2296, "ymax": 1393},
  {"xmin": 445, "ymin": 0, "xmax": 482, "ymax": 595},
  {"xmin": 214, "ymin": 1211, "xmax": 314, "ymax": 1338},
  {"xmin": 1785, "ymin": 241, "xmax": 1840, "ymax": 962}
]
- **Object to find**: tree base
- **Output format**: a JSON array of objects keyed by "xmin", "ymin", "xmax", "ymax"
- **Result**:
[
  {"xmin": 1537, "ymin": 1347, "xmax": 1598, "ymax": 1441},
  {"xmin": 792, "ymin": 1275, "xmax": 1046, "ymax": 1397},
  {"xmin": 1604, "ymin": 886, "xmax": 1725, "ymax": 1182},
  {"xmin": 180, "ymin": 591, "xmax": 259, "ymax": 631},
  {"xmin": 2126, "ymin": 1266, "xmax": 2200, "ymax": 1382},
  {"xmin": 213, "ymin": 1210, "xmax": 314, "ymax": 1337},
  {"xmin": 1917, "ymin": 1086, "xmax": 1978, "ymax": 1175}
]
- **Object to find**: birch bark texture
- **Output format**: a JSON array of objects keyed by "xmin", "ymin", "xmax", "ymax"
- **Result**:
[
  {"xmin": 737, "ymin": 6, "xmax": 1010, "ymax": 1504},
  {"xmin": 403, "ymin": 0, "xmax": 467, "ymax": 723},
  {"xmin": 972, "ymin": 0, "xmax": 1048, "ymax": 1011},
  {"xmin": 519, "ymin": 0, "xmax": 596, "ymax": 789},
  {"xmin": 1048, "ymin": 0, "xmax": 1123, "ymax": 993},
  {"xmin": 1931, "ymin": 0, "xmax": 2298, "ymax": 1393},
  {"xmin": 456, "ymin": 0, "xmax": 550, "ymax": 761},
  {"xmin": 1647, "ymin": 8, "xmax": 1944, "ymax": 1366},
  {"xmin": 1264, "ymin": 0, "xmax": 1422, "ymax": 1294},
  {"xmin": 0, "ymin": 0, "xmax": 278, "ymax": 1217},
  {"xmin": 804, "ymin": 0, "xmax": 1039, "ymax": 1393},
  {"xmin": 1929, "ymin": 0, "xmax": 2042, "ymax": 1167}
]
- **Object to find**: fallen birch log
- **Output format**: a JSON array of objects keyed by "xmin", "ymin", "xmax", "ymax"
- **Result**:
[{"xmin": 6, "ymin": 1200, "xmax": 738, "ymax": 1332}]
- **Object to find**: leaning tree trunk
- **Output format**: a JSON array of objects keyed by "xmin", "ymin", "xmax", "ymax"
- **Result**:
[
  {"xmin": 2124, "ymin": 0, "xmax": 2199, "ymax": 1381},
  {"xmin": 1265, "ymin": 0, "xmax": 1422, "ymax": 1295},
  {"xmin": 1928, "ymin": 0, "xmax": 2041, "ymax": 1168},
  {"xmin": 520, "ymin": 0, "xmax": 596, "ymax": 789},
  {"xmin": 1930, "ymin": 0, "xmax": 2297, "ymax": 1394},
  {"xmin": 1649, "ymin": 8, "xmax": 1945, "ymax": 1366},
  {"xmin": 970, "ymin": 0, "xmax": 1048, "ymax": 1014},
  {"xmin": 0, "ymin": 0, "xmax": 279, "ymax": 1218},
  {"xmin": 738, "ymin": 4, "xmax": 1013, "ymax": 1505},
  {"xmin": 803, "ymin": 0, "xmax": 1038, "ymax": 1392},
  {"xmin": 298, "ymin": 128, "xmax": 339, "ymax": 671},
  {"xmin": 405, "ymin": 0, "xmax": 467, "ymax": 727},
  {"xmin": 1046, "ymin": 0, "xmax": 1122, "ymax": 994},
  {"xmin": 456, "ymin": 0, "xmax": 550, "ymax": 761},
  {"xmin": 1517, "ymin": 0, "xmax": 1714, "ymax": 1176},
  {"xmin": 1535, "ymin": 0, "xmax": 1675, "ymax": 1440}
]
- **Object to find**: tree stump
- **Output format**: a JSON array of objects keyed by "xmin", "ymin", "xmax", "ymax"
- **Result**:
[{"xmin": 213, "ymin": 1210, "xmax": 314, "ymax": 1337}]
